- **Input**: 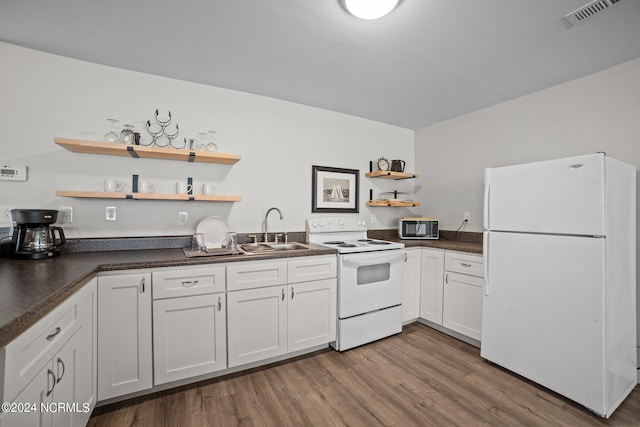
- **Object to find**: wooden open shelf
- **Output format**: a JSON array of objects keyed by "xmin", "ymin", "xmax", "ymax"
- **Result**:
[
  {"xmin": 366, "ymin": 200, "xmax": 420, "ymax": 207},
  {"xmin": 365, "ymin": 171, "xmax": 419, "ymax": 180},
  {"xmin": 55, "ymin": 137, "xmax": 241, "ymax": 165},
  {"xmin": 56, "ymin": 191, "xmax": 242, "ymax": 202}
]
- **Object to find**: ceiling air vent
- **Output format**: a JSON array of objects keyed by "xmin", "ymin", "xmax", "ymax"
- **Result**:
[{"xmin": 564, "ymin": 0, "xmax": 625, "ymax": 25}]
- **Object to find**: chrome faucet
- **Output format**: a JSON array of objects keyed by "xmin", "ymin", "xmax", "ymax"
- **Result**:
[{"xmin": 264, "ymin": 207, "xmax": 284, "ymax": 243}]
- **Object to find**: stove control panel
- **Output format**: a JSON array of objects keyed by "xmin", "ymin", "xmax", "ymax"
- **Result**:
[{"xmin": 307, "ymin": 217, "xmax": 367, "ymax": 233}]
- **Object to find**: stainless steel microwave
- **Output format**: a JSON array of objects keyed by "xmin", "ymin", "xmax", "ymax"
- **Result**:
[{"xmin": 398, "ymin": 217, "xmax": 439, "ymax": 239}]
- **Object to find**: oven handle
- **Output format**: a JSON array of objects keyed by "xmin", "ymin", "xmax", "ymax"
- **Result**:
[{"xmin": 341, "ymin": 251, "xmax": 406, "ymax": 267}]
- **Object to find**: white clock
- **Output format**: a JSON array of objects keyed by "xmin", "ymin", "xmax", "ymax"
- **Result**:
[{"xmin": 377, "ymin": 157, "xmax": 390, "ymax": 171}]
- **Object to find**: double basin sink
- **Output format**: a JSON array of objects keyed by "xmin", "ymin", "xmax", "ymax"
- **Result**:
[{"xmin": 239, "ymin": 242, "xmax": 310, "ymax": 254}]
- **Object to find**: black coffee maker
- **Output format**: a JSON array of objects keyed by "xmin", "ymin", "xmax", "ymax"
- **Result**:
[{"xmin": 10, "ymin": 209, "xmax": 66, "ymax": 259}]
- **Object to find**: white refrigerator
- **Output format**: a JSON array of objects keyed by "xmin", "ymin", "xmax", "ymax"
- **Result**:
[{"xmin": 482, "ymin": 153, "xmax": 637, "ymax": 418}]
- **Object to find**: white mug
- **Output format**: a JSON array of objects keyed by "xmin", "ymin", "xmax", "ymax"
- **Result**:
[
  {"xmin": 104, "ymin": 178, "xmax": 124, "ymax": 192},
  {"xmin": 176, "ymin": 182, "xmax": 193, "ymax": 194},
  {"xmin": 140, "ymin": 181, "xmax": 156, "ymax": 193},
  {"xmin": 202, "ymin": 183, "xmax": 215, "ymax": 195}
]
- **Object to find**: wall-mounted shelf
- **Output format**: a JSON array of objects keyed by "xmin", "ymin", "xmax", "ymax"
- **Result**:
[
  {"xmin": 366, "ymin": 200, "xmax": 420, "ymax": 207},
  {"xmin": 365, "ymin": 171, "xmax": 419, "ymax": 180},
  {"xmin": 55, "ymin": 191, "xmax": 241, "ymax": 202},
  {"xmin": 55, "ymin": 137, "xmax": 241, "ymax": 165}
]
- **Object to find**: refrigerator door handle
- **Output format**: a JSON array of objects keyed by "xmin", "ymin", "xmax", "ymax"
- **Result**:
[
  {"xmin": 483, "ymin": 231, "xmax": 489, "ymax": 296},
  {"xmin": 483, "ymin": 168, "xmax": 491, "ymax": 230}
]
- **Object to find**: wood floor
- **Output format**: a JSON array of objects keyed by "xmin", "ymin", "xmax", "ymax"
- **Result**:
[{"xmin": 88, "ymin": 323, "xmax": 640, "ymax": 426}]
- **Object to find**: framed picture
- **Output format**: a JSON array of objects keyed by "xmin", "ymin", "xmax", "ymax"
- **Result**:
[{"xmin": 312, "ymin": 165, "xmax": 359, "ymax": 213}]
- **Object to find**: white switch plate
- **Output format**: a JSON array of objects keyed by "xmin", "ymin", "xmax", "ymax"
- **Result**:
[
  {"xmin": 59, "ymin": 206, "xmax": 73, "ymax": 223},
  {"xmin": 105, "ymin": 206, "xmax": 117, "ymax": 221},
  {"xmin": 178, "ymin": 211, "xmax": 188, "ymax": 226},
  {"xmin": 0, "ymin": 204, "xmax": 14, "ymax": 225}
]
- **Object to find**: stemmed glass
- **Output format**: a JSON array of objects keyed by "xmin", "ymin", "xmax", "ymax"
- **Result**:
[
  {"xmin": 104, "ymin": 119, "xmax": 120, "ymax": 143},
  {"xmin": 206, "ymin": 130, "xmax": 218, "ymax": 151},
  {"xmin": 119, "ymin": 124, "xmax": 136, "ymax": 145}
]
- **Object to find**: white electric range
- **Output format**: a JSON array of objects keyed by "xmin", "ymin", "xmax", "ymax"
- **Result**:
[{"xmin": 307, "ymin": 217, "xmax": 405, "ymax": 351}]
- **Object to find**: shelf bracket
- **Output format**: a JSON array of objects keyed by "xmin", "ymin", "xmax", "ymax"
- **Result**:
[
  {"xmin": 188, "ymin": 196, "xmax": 195, "ymax": 201},
  {"xmin": 125, "ymin": 194, "xmax": 133, "ymax": 199},
  {"xmin": 188, "ymin": 152, "xmax": 196, "ymax": 162},
  {"xmin": 126, "ymin": 146, "xmax": 139, "ymax": 158}
]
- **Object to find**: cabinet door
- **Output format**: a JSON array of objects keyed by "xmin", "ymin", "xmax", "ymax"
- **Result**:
[
  {"xmin": 51, "ymin": 331, "xmax": 82, "ymax": 427},
  {"xmin": 153, "ymin": 294, "xmax": 227, "ymax": 385},
  {"xmin": 97, "ymin": 273, "xmax": 152, "ymax": 401},
  {"xmin": 0, "ymin": 362, "xmax": 52, "ymax": 427},
  {"xmin": 403, "ymin": 249, "xmax": 421, "ymax": 322},
  {"xmin": 288, "ymin": 279, "xmax": 337, "ymax": 352},
  {"xmin": 227, "ymin": 286, "xmax": 287, "ymax": 368},
  {"xmin": 419, "ymin": 249, "xmax": 445, "ymax": 324},
  {"xmin": 443, "ymin": 271, "xmax": 484, "ymax": 341}
]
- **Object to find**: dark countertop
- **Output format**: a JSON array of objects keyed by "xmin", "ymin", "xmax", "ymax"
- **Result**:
[
  {"xmin": 0, "ymin": 244, "xmax": 335, "ymax": 347},
  {"xmin": 0, "ymin": 231, "xmax": 482, "ymax": 348}
]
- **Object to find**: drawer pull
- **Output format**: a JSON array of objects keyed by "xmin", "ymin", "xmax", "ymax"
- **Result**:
[
  {"xmin": 445, "ymin": 273, "xmax": 449, "ymax": 284},
  {"xmin": 56, "ymin": 357, "xmax": 66, "ymax": 384},
  {"xmin": 217, "ymin": 296, "xmax": 222, "ymax": 311},
  {"xmin": 140, "ymin": 277, "xmax": 146, "ymax": 293},
  {"xmin": 46, "ymin": 327, "xmax": 61, "ymax": 341},
  {"xmin": 291, "ymin": 287, "xmax": 295, "ymax": 300},
  {"xmin": 281, "ymin": 288, "xmax": 285, "ymax": 301},
  {"xmin": 46, "ymin": 369, "xmax": 56, "ymax": 397},
  {"xmin": 181, "ymin": 280, "xmax": 199, "ymax": 287},
  {"xmin": 461, "ymin": 262, "xmax": 472, "ymax": 268}
]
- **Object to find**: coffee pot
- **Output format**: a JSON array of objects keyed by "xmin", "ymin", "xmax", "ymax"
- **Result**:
[
  {"xmin": 11, "ymin": 209, "xmax": 66, "ymax": 259},
  {"xmin": 391, "ymin": 159, "xmax": 406, "ymax": 172}
]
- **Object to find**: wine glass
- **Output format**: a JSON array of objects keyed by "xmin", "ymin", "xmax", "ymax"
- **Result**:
[
  {"xmin": 119, "ymin": 124, "xmax": 135, "ymax": 145},
  {"xmin": 104, "ymin": 119, "xmax": 119, "ymax": 142},
  {"xmin": 206, "ymin": 130, "xmax": 218, "ymax": 151}
]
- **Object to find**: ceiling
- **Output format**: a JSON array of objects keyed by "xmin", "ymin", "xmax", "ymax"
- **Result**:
[{"xmin": 1, "ymin": 0, "xmax": 640, "ymax": 130}]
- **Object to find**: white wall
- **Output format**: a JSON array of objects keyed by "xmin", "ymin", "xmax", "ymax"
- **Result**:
[
  {"xmin": 0, "ymin": 42, "xmax": 414, "ymax": 238},
  {"xmin": 414, "ymin": 56, "xmax": 640, "ymax": 232},
  {"xmin": 414, "ymin": 56, "xmax": 640, "ymax": 368}
]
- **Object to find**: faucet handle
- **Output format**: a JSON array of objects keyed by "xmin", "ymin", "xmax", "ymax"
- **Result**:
[
  {"xmin": 284, "ymin": 231, "xmax": 288, "ymax": 244},
  {"xmin": 248, "ymin": 234, "xmax": 258, "ymax": 244},
  {"xmin": 275, "ymin": 233, "xmax": 284, "ymax": 244}
]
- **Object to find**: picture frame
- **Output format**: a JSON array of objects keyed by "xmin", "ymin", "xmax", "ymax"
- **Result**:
[{"xmin": 312, "ymin": 165, "xmax": 359, "ymax": 213}]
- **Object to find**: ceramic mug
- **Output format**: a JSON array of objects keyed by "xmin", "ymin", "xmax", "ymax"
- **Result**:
[
  {"xmin": 139, "ymin": 181, "xmax": 156, "ymax": 193},
  {"xmin": 202, "ymin": 183, "xmax": 215, "ymax": 195},
  {"xmin": 104, "ymin": 178, "xmax": 124, "ymax": 192},
  {"xmin": 176, "ymin": 182, "xmax": 193, "ymax": 194}
]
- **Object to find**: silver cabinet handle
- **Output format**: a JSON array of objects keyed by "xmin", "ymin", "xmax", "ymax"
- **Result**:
[
  {"xmin": 291, "ymin": 287, "xmax": 295, "ymax": 300},
  {"xmin": 217, "ymin": 296, "xmax": 222, "ymax": 311},
  {"xmin": 461, "ymin": 262, "xmax": 472, "ymax": 268},
  {"xmin": 56, "ymin": 357, "xmax": 65, "ymax": 384},
  {"xmin": 46, "ymin": 369, "xmax": 56, "ymax": 397},
  {"xmin": 46, "ymin": 326, "xmax": 61, "ymax": 341},
  {"xmin": 140, "ymin": 277, "xmax": 146, "ymax": 293},
  {"xmin": 181, "ymin": 280, "xmax": 199, "ymax": 287},
  {"xmin": 281, "ymin": 288, "xmax": 285, "ymax": 301}
]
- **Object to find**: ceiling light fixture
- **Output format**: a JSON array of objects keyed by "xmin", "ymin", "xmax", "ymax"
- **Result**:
[{"xmin": 340, "ymin": 0, "xmax": 401, "ymax": 20}]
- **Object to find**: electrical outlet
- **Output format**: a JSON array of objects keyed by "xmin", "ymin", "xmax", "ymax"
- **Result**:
[
  {"xmin": 464, "ymin": 212, "xmax": 471, "ymax": 223},
  {"xmin": 178, "ymin": 211, "xmax": 188, "ymax": 226},
  {"xmin": 59, "ymin": 206, "xmax": 73, "ymax": 223},
  {"xmin": 0, "ymin": 204, "xmax": 14, "ymax": 224},
  {"xmin": 105, "ymin": 206, "xmax": 117, "ymax": 222}
]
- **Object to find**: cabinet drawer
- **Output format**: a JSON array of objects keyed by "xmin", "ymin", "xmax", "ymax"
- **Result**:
[
  {"xmin": 445, "ymin": 251, "xmax": 483, "ymax": 278},
  {"xmin": 153, "ymin": 266, "xmax": 226, "ymax": 299},
  {"xmin": 288, "ymin": 256, "xmax": 337, "ymax": 284},
  {"xmin": 2, "ymin": 286, "xmax": 84, "ymax": 402},
  {"xmin": 227, "ymin": 260, "xmax": 287, "ymax": 291}
]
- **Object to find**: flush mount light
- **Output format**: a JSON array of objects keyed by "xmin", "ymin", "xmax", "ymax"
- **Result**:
[{"xmin": 340, "ymin": 0, "xmax": 401, "ymax": 20}]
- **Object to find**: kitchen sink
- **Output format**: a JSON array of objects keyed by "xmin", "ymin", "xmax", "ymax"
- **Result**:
[{"xmin": 239, "ymin": 242, "xmax": 309, "ymax": 254}]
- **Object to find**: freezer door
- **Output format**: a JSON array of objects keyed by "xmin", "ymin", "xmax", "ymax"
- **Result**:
[
  {"xmin": 484, "ymin": 154, "xmax": 605, "ymax": 236},
  {"xmin": 481, "ymin": 231, "xmax": 607, "ymax": 415}
]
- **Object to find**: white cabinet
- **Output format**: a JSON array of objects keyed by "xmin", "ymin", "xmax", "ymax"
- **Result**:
[
  {"xmin": 419, "ymin": 248, "xmax": 445, "ymax": 324},
  {"xmin": 227, "ymin": 256, "xmax": 336, "ymax": 368},
  {"xmin": 0, "ymin": 279, "xmax": 96, "ymax": 427},
  {"xmin": 442, "ymin": 252, "xmax": 484, "ymax": 341},
  {"xmin": 97, "ymin": 273, "xmax": 152, "ymax": 401},
  {"xmin": 152, "ymin": 266, "xmax": 227, "ymax": 385},
  {"xmin": 403, "ymin": 248, "xmax": 421, "ymax": 322}
]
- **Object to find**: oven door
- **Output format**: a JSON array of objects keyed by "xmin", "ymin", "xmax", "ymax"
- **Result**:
[{"xmin": 337, "ymin": 250, "xmax": 405, "ymax": 318}]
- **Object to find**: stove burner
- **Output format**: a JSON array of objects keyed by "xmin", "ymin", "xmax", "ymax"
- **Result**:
[
  {"xmin": 338, "ymin": 243, "xmax": 357, "ymax": 248},
  {"xmin": 324, "ymin": 241, "xmax": 345, "ymax": 245},
  {"xmin": 368, "ymin": 240, "xmax": 392, "ymax": 245}
]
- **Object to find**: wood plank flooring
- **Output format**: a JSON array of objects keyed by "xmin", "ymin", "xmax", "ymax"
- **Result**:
[{"xmin": 88, "ymin": 323, "xmax": 640, "ymax": 426}]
